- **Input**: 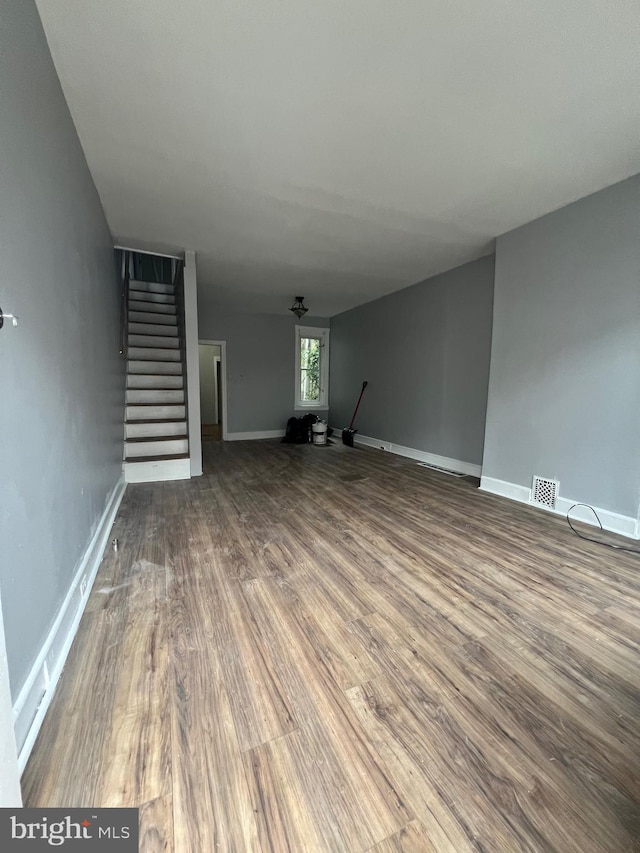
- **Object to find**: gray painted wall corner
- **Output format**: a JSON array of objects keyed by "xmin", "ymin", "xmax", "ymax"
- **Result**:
[
  {"xmin": 482, "ymin": 174, "xmax": 640, "ymax": 520},
  {"xmin": 329, "ymin": 255, "xmax": 495, "ymax": 466}
]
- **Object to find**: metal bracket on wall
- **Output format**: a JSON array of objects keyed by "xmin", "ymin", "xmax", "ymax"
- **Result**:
[{"xmin": 0, "ymin": 307, "xmax": 18, "ymax": 330}]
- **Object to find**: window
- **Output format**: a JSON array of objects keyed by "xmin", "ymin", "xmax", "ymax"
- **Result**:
[{"xmin": 295, "ymin": 325, "xmax": 329, "ymax": 410}]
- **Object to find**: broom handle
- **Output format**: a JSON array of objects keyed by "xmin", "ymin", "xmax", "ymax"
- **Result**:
[{"xmin": 348, "ymin": 381, "xmax": 368, "ymax": 429}]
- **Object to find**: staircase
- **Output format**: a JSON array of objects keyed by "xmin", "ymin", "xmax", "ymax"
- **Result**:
[{"xmin": 123, "ymin": 278, "xmax": 191, "ymax": 483}]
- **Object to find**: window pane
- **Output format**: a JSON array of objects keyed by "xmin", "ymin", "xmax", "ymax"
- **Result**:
[{"xmin": 300, "ymin": 337, "xmax": 320, "ymax": 401}]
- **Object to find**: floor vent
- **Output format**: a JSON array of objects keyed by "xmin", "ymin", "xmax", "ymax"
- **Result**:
[
  {"xmin": 417, "ymin": 462, "xmax": 465, "ymax": 478},
  {"xmin": 531, "ymin": 476, "xmax": 559, "ymax": 509}
]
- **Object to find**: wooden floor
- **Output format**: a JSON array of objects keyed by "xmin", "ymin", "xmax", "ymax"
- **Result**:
[
  {"xmin": 23, "ymin": 440, "xmax": 640, "ymax": 852},
  {"xmin": 202, "ymin": 423, "xmax": 222, "ymax": 441}
]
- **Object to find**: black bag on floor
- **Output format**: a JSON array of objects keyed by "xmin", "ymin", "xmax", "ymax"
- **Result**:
[
  {"xmin": 283, "ymin": 417, "xmax": 301, "ymax": 443},
  {"xmin": 282, "ymin": 415, "xmax": 315, "ymax": 444}
]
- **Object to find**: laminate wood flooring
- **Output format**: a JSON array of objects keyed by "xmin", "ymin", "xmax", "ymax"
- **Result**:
[
  {"xmin": 23, "ymin": 440, "xmax": 640, "ymax": 851},
  {"xmin": 202, "ymin": 423, "xmax": 222, "ymax": 441}
]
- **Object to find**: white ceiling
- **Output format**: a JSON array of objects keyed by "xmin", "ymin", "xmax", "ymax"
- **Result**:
[{"xmin": 36, "ymin": 0, "xmax": 640, "ymax": 317}]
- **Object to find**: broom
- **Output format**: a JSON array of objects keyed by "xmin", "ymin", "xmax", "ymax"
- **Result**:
[{"xmin": 342, "ymin": 381, "xmax": 368, "ymax": 447}]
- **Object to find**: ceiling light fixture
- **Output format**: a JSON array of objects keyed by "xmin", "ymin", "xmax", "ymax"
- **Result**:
[{"xmin": 289, "ymin": 296, "xmax": 308, "ymax": 318}]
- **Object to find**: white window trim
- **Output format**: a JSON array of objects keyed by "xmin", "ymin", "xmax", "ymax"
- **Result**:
[{"xmin": 295, "ymin": 325, "xmax": 330, "ymax": 411}]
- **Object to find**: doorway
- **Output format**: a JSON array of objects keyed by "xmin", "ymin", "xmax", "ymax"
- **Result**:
[{"xmin": 198, "ymin": 341, "xmax": 227, "ymax": 442}]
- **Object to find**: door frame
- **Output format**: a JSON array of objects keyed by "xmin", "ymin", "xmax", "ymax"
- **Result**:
[{"xmin": 198, "ymin": 340, "xmax": 228, "ymax": 442}]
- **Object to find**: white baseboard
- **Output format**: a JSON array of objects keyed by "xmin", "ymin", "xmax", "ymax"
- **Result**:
[
  {"xmin": 226, "ymin": 429, "xmax": 286, "ymax": 441},
  {"xmin": 480, "ymin": 476, "xmax": 639, "ymax": 540},
  {"xmin": 346, "ymin": 432, "xmax": 482, "ymax": 478},
  {"xmin": 479, "ymin": 476, "xmax": 530, "ymax": 504},
  {"xmin": 13, "ymin": 475, "xmax": 127, "ymax": 773}
]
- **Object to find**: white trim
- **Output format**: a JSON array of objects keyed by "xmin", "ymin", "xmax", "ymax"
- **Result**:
[
  {"xmin": 227, "ymin": 430, "xmax": 286, "ymax": 441},
  {"xmin": 478, "ymin": 476, "xmax": 530, "ymax": 504},
  {"xmin": 183, "ymin": 251, "xmax": 202, "ymax": 476},
  {"xmin": 346, "ymin": 432, "xmax": 482, "ymax": 478},
  {"xmin": 198, "ymin": 339, "xmax": 228, "ymax": 441},
  {"xmin": 0, "ymin": 588, "xmax": 21, "ymax": 805},
  {"xmin": 113, "ymin": 243, "xmax": 183, "ymax": 260},
  {"xmin": 480, "ymin": 476, "xmax": 639, "ymax": 540},
  {"xmin": 13, "ymin": 476, "xmax": 126, "ymax": 772},
  {"xmin": 295, "ymin": 325, "xmax": 330, "ymax": 410}
]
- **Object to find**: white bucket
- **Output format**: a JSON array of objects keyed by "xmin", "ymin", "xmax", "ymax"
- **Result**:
[{"xmin": 312, "ymin": 421, "xmax": 328, "ymax": 445}]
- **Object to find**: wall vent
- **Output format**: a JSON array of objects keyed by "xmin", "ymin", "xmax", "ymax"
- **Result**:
[
  {"xmin": 417, "ymin": 462, "xmax": 465, "ymax": 478},
  {"xmin": 531, "ymin": 476, "xmax": 559, "ymax": 509}
]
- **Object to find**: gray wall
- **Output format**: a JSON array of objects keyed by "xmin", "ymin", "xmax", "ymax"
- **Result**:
[
  {"xmin": 198, "ymin": 304, "xmax": 330, "ymax": 433},
  {"xmin": 0, "ymin": 0, "xmax": 123, "ymax": 698},
  {"xmin": 483, "ymin": 175, "xmax": 640, "ymax": 518},
  {"xmin": 330, "ymin": 256, "xmax": 495, "ymax": 465}
]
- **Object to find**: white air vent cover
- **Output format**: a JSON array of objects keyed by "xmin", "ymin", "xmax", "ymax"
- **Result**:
[{"xmin": 531, "ymin": 476, "xmax": 559, "ymax": 509}]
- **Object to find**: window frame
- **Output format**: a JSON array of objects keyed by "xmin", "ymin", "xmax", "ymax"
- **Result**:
[{"xmin": 294, "ymin": 325, "xmax": 330, "ymax": 411}]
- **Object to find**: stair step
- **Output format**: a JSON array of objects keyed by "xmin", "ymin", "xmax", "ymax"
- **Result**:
[
  {"xmin": 129, "ymin": 290, "xmax": 175, "ymax": 305},
  {"xmin": 126, "ymin": 453, "xmax": 189, "ymax": 463},
  {"xmin": 127, "ymin": 360, "xmax": 182, "ymax": 375},
  {"xmin": 128, "ymin": 334, "xmax": 180, "ymax": 349},
  {"xmin": 121, "ymin": 269, "xmax": 188, "ymax": 484},
  {"xmin": 125, "ymin": 437, "xmax": 189, "ymax": 458},
  {"xmin": 126, "ymin": 420, "xmax": 187, "ymax": 439},
  {"xmin": 127, "ymin": 374, "xmax": 184, "ymax": 390},
  {"xmin": 129, "ymin": 301, "xmax": 176, "ymax": 315},
  {"xmin": 129, "ymin": 311, "xmax": 177, "ymax": 326},
  {"xmin": 129, "ymin": 322, "xmax": 178, "ymax": 337},
  {"xmin": 124, "ymin": 456, "xmax": 190, "ymax": 484},
  {"xmin": 126, "ymin": 389, "xmax": 184, "ymax": 405},
  {"xmin": 128, "ymin": 347, "xmax": 181, "ymax": 362},
  {"xmin": 126, "ymin": 404, "xmax": 186, "ymax": 421},
  {"xmin": 129, "ymin": 280, "xmax": 175, "ymax": 295}
]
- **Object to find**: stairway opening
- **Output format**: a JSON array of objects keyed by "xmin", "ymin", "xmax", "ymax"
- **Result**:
[{"xmin": 118, "ymin": 249, "xmax": 191, "ymax": 483}]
